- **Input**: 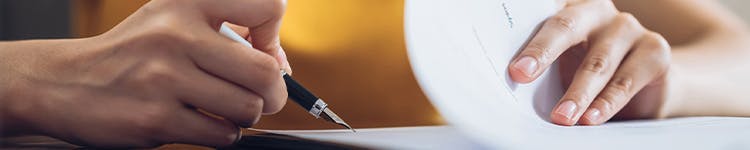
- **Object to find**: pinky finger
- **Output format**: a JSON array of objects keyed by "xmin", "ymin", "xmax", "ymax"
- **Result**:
[
  {"xmin": 579, "ymin": 32, "xmax": 671, "ymax": 125},
  {"xmin": 160, "ymin": 108, "xmax": 240, "ymax": 147}
]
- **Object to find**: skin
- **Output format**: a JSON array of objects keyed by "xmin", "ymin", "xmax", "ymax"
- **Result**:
[
  {"xmin": 0, "ymin": 0, "xmax": 290, "ymax": 148},
  {"xmin": 509, "ymin": 0, "xmax": 750, "ymax": 126}
]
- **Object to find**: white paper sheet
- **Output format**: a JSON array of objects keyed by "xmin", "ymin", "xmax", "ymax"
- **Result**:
[
  {"xmin": 260, "ymin": 118, "xmax": 750, "ymax": 149},
  {"xmin": 253, "ymin": 126, "xmax": 486, "ymax": 149},
  {"xmin": 256, "ymin": 0, "xmax": 750, "ymax": 149}
]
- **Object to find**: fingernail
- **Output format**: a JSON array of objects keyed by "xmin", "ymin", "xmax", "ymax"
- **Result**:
[
  {"xmin": 513, "ymin": 56, "xmax": 538, "ymax": 77},
  {"xmin": 554, "ymin": 100, "xmax": 578, "ymax": 120},
  {"xmin": 584, "ymin": 108, "xmax": 601, "ymax": 123},
  {"xmin": 228, "ymin": 132, "xmax": 238, "ymax": 143},
  {"xmin": 277, "ymin": 48, "xmax": 292, "ymax": 73},
  {"xmin": 278, "ymin": 48, "xmax": 288, "ymax": 66},
  {"xmin": 228, "ymin": 128, "xmax": 242, "ymax": 145}
]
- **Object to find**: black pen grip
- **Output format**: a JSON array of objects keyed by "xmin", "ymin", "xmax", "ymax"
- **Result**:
[{"xmin": 283, "ymin": 74, "xmax": 318, "ymax": 110}]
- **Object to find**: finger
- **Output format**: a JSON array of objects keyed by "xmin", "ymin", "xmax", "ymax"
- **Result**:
[
  {"xmin": 277, "ymin": 48, "xmax": 292, "ymax": 75},
  {"xmin": 579, "ymin": 32, "xmax": 670, "ymax": 125},
  {"xmin": 550, "ymin": 13, "xmax": 646, "ymax": 126},
  {"xmin": 199, "ymin": 0, "xmax": 285, "ymax": 29},
  {"xmin": 247, "ymin": 16, "xmax": 285, "ymax": 68},
  {"xmin": 223, "ymin": 22, "xmax": 292, "ymax": 75},
  {"xmin": 200, "ymin": 0, "xmax": 290, "ymax": 72},
  {"xmin": 159, "ymin": 107, "xmax": 239, "ymax": 147},
  {"xmin": 225, "ymin": 23, "xmax": 251, "ymax": 42},
  {"xmin": 176, "ymin": 67, "xmax": 265, "ymax": 127},
  {"xmin": 188, "ymin": 30, "xmax": 287, "ymax": 115},
  {"xmin": 509, "ymin": 1, "xmax": 617, "ymax": 83}
]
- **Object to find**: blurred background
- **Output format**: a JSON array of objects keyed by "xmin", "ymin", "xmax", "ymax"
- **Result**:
[{"xmin": 1, "ymin": 0, "xmax": 750, "ymax": 130}]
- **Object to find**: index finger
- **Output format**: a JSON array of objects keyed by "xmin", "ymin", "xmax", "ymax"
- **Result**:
[
  {"xmin": 509, "ymin": 1, "xmax": 616, "ymax": 83},
  {"xmin": 199, "ymin": 0, "xmax": 287, "ymax": 69}
]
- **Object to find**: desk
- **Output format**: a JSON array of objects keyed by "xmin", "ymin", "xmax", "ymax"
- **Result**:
[
  {"xmin": 1, "ymin": 126, "xmax": 479, "ymax": 149},
  {"xmin": 1, "ymin": 128, "xmax": 362, "ymax": 149},
  {"xmin": 1, "ymin": 136, "xmax": 212, "ymax": 149}
]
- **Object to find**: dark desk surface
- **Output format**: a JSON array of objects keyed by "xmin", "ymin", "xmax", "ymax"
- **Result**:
[
  {"xmin": 1, "ymin": 136, "xmax": 212, "ymax": 150},
  {"xmin": 1, "ymin": 130, "xmax": 365, "ymax": 150}
]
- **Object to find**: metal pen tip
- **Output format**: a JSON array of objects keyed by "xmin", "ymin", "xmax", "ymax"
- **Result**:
[
  {"xmin": 339, "ymin": 122, "xmax": 356, "ymax": 133},
  {"xmin": 321, "ymin": 108, "xmax": 356, "ymax": 132}
]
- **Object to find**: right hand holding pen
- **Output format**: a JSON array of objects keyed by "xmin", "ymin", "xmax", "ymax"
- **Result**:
[{"xmin": 0, "ymin": 0, "xmax": 289, "ymax": 148}]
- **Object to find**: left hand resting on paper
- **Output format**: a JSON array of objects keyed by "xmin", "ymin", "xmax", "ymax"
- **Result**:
[{"xmin": 508, "ymin": 0, "xmax": 671, "ymax": 126}]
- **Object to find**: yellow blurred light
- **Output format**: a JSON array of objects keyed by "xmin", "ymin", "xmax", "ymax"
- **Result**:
[{"xmin": 280, "ymin": 0, "xmax": 406, "ymax": 55}]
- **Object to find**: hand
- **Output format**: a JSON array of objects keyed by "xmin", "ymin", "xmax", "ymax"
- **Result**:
[
  {"xmin": 508, "ymin": 0, "xmax": 671, "ymax": 126},
  {"xmin": 0, "ymin": 0, "xmax": 288, "ymax": 147}
]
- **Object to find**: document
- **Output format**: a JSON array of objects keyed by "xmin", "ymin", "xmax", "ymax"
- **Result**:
[
  {"xmin": 256, "ymin": 118, "xmax": 749, "ymax": 149},
  {"xmin": 254, "ymin": 0, "xmax": 750, "ymax": 149},
  {"xmin": 251, "ymin": 126, "xmax": 485, "ymax": 149}
]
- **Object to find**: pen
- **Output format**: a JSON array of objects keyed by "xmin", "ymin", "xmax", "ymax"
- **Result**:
[{"xmin": 219, "ymin": 24, "xmax": 355, "ymax": 132}]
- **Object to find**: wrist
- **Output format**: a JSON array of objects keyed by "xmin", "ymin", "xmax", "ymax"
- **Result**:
[
  {"xmin": 657, "ymin": 60, "xmax": 685, "ymax": 119},
  {"xmin": 0, "ymin": 78, "xmax": 38, "ymax": 136},
  {"xmin": 0, "ymin": 41, "xmax": 21, "ymax": 136},
  {"xmin": 0, "ymin": 47, "xmax": 35, "ymax": 136},
  {"xmin": 662, "ymin": 47, "xmax": 717, "ymax": 118},
  {"xmin": 0, "ymin": 38, "xmax": 98, "ymax": 136}
]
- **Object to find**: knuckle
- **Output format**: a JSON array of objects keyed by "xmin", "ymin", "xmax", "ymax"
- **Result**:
[
  {"xmin": 655, "ymin": 55, "xmax": 671, "ymax": 74},
  {"xmin": 522, "ymin": 42, "xmax": 553, "ymax": 65},
  {"xmin": 594, "ymin": 95, "xmax": 618, "ymax": 112},
  {"xmin": 241, "ymin": 98, "xmax": 263, "ymax": 123},
  {"xmin": 594, "ymin": 41, "xmax": 617, "ymax": 53},
  {"xmin": 266, "ymin": 0, "xmax": 287, "ymax": 17},
  {"xmin": 144, "ymin": 22, "xmax": 177, "ymax": 38},
  {"xmin": 595, "ymin": 77, "xmax": 633, "ymax": 112},
  {"xmin": 582, "ymin": 55, "xmax": 609, "ymax": 74},
  {"xmin": 653, "ymin": 52, "xmax": 671, "ymax": 74},
  {"xmin": 133, "ymin": 61, "xmax": 179, "ymax": 86},
  {"xmin": 643, "ymin": 32, "xmax": 671, "ymax": 50},
  {"xmin": 564, "ymin": 92, "xmax": 590, "ymax": 104},
  {"xmin": 589, "ymin": 0, "xmax": 619, "ymax": 17},
  {"xmin": 615, "ymin": 12, "xmax": 637, "ymax": 23},
  {"xmin": 132, "ymin": 105, "xmax": 172, "ymax": 136},
  {"xmin": 615, "ymin": 12, "xmax": 643, "ymax": 30},
  {"xmin": 264, "ymin": 99, "xmax": 286, "ymax": 115},
  {"xmin": 548, "ymin": 15, "xmax": 577, "ymax": 33},
  {"xmin": 642, "ymin": 32, "xmax": 672, "ymax": 71},
  {"xmin": 608, "ymin": 76, "xmax": 633, "ymax": 95},
  {"xmin": 150, "ymin": 26, "xmax": 198, "ymax": 45},
  {"xmin": 139, "ymin": 19, "xmax": 199, "ymax": 47},
  {"xmin": 597, "ymin": 0, "xmax": 616, "ymax": 7},
  {"xmin": 253, "ymin": 54, "xmax": 281, "ymax": 85},
  {"xmin": 257, "ymin": 53, "xmax": 279, "ymax": 72}
]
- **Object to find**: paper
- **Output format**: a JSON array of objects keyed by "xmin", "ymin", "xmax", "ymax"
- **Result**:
[
  {"xmin": 257, "ymin": 118, "xmax": 749, "ymax": 149},
  {"xmin": 252, "ymin": 126, "xmax": 485, "ymax": 149},
  {"xmin": 255, "ymin": 0, "xmax": 750, "ymax": 149}
]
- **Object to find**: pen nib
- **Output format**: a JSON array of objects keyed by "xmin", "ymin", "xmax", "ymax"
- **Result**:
[{"xmin": 321, "ymin": 108, "xmax": 356, "ymax": 132}]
